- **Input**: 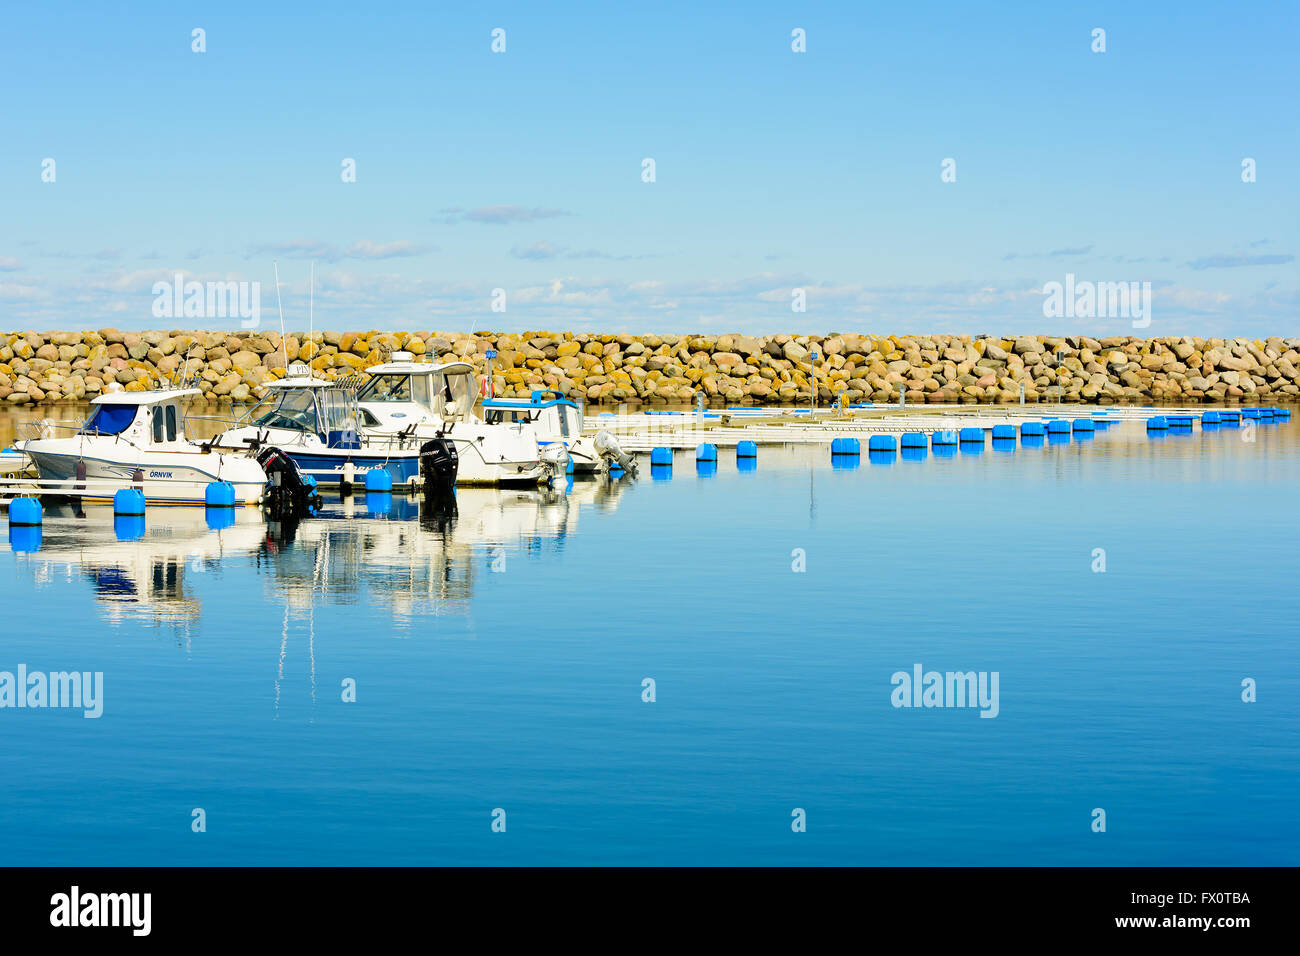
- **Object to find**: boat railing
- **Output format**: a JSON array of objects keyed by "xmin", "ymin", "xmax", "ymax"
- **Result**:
[
  {"xmin": 18, "ymin": 416, "xmax": 266, "ymax": 460},
  {"xmin": 181, "ymin": 412, "xmax": 426, "ymax": 454},
  {"xmin": 182, "ymin": 409, "xmax": 253, "ymax": 434},
  {"xmin": 18, "ymin": 419, "xmax": 91, "ymax": 440}
]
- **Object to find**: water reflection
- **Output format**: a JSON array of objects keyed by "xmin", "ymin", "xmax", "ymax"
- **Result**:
[{"xmin": 10, "ymin": 476, "xmax": 632, "ymax": 625}]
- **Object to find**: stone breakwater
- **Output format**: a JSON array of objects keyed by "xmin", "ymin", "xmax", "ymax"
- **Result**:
[{"xmin": 1, "ymin": 329, "xmax": 1298, "ymax": 406}]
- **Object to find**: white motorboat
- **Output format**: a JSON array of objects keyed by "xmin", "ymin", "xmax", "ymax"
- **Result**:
[
  {"xmin": 210, "ymin": 368, "xmax": 426, "ymax": 488},
  {"xmin": 17, "ymin": 387, "xmax": 267, "ymax": 505},
  {"xmin": 478, "ymin": 389, "xmax": 614, "ymax": 474},
  {"xmin": 351, "ymin": 355, "xmax": 555, "ymax": 485}
]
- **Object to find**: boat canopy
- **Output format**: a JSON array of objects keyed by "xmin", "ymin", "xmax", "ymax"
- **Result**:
[
  {"xmin": 357, "ymin": 363, "xmax": 478, "ymax": 420},
  {"xmin": 249, "ymin": 384, "xmax": 361, "ymax": 446},
  {"xmin": 480, "ymin": 390, "xmax": 583, "ymax": 436},
  {"xmin": 481, "ymin": 389, "xmax": 580, "ymax": 410},
  {"xmin": 363, "ymin": 359, "xmax": 473, "ymax": 376},
  {"xmin": 266, "ymin": 372, "xmax": 334, "ymax": 389},
  {"xmin": 80, "ymin": 388, "xmax": 197, "ymax": 439},
  {"xmin": 79, "ymin": 403, "xmax": 138, "ymax": 435},
  {"xmin": 92, "ymin": 387, "xmax": 201, "ymax": 405}
]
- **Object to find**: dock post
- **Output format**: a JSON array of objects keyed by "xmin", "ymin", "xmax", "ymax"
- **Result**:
[{"xmin": 810, "ymin": 351, "xmax": 818, "ymax": 417}]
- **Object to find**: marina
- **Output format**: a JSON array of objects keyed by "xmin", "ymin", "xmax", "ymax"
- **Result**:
[
  {"xmin": 2, "ymin": 0, "xmax": 1295, "ymax": 913},
  {"xmin": 2, "ymin": 401, "xmax": 1296, "ymax": 866},
  {"xmin": 2, "ymin": 393, "xmax": 1290, "ymax": 520}
]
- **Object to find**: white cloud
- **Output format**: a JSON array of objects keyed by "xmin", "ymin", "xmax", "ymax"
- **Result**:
[
  {"xmin": 246, "ymin": 239, "xmax": 433, "ymax": 262},
  {"xmin": 3, "ymin": 263, "xmax": 1296, "ymax": 338},
  {"xmin": 461, "ymin": 205, "xmax": 570, "ymax": 225},
  {"xmin": 510, "ymin": 240, "xmax": 564, "ymax": 260}
]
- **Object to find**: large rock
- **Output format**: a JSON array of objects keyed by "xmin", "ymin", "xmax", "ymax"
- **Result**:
[
  {"xmin": 230, "ymin": 350, "xmax": 261, "ymax": 370},
  {"xmin": 782, "ymin": 341, "xmax": 810, "ymax": 363}
]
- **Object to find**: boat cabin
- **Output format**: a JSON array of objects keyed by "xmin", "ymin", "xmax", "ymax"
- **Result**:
[
  {"xmin": 244, "ymin": 369, "xmax": 363, "ymax": 448},
  {"xmin": 481, "ymin": 391, "xmax": 583, "ymax": 441},
  {"xmin": 78, "ymin": 388, "xmax": 201, "ymax": 447},
  {"xmin": 355, "ymin": 356, "xmax": 479, "ymax": 428}
]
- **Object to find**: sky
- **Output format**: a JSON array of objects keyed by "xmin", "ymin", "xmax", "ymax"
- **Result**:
[{"xmin": 1, "ymin": 1, "xmax": 1297, "ymax": 336}]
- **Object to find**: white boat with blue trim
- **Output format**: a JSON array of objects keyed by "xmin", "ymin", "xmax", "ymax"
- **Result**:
[
  {"xmin": 349, "ymin": 356, "xmax": 556, "ymax": 485},
  {"xmin": 16, "ymin": 386, "xmax": 267, "ymax": 505},
  {"xmin": 356, "ymin": 354, "xmax": 629, "ymax": 476},
  {"xmin": 479, "ymin": 389, "xmax": 606, "ymax": 473}
]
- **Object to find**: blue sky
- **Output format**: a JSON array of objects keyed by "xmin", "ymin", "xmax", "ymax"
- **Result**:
[{"xmin": 1, "ymin": 1, "xmax": 1296, "ymax": 335}]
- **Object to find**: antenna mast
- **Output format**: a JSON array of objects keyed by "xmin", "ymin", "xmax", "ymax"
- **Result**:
[
  {"xmin": 308, "ymin": 261, "xmax": 315, "ymax": 365},
  {"xmin": 273, "ymin": 260, "xmax": 288, "ymax": 371}
]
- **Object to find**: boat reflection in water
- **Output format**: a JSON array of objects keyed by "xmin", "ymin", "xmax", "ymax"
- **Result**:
[
  {"xmin": 11, "ymin": 473, "xmax": 633, "ymax": 628},
  {"xmin": 12, "ymin": 501, "xmax": 268, "ymax": 629}
]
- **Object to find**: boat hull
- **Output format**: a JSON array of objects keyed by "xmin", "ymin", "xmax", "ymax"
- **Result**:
[
  {"xmin": 278, "ymin": 449, "xmax": 422, "ymax": 488},
  {"xmin": 22, "ymin": 447, "xmax": 264, "ymax": 505},
  {"xmin": 360, "ymin": 428, "xmax": 549, "ymax": 485},
  {"xmin": 213, "ymin": 426, "xmax": 546, "ymax": 487},
  {"xmin": 281, "ymin": 445, "xmax": 545, "ymax": 487}
]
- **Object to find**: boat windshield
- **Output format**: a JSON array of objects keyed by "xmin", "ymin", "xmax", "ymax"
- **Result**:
[
  {"xmin": 484, "ymin": 405, "xmax": 535, "ymax": 425},
  {"xmin": 558, "ymin": 405, "xmax": 578, "ymax": 438},
  {"xmin": 254, "ymin": 388, "xmax": 318, "ymax": 432},
  {"xmin": 80, "ymin": 403, "xmax": 138, "ymax": 435},
  {"xmin": 357, "ymin": 374, "xmax": 430, "ymax": 407},
  {"xmin": 429, "ymin": 371, "xmax": 476, "ymax": 418},
  {"xmin": 318, "ymin": 388, "xmax": 359, "ymax": 432}
]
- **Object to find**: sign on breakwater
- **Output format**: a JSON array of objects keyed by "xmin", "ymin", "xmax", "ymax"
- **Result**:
[{"xmin": 1, "ymin": 329, "xmax": 1297, "ymax": 408}]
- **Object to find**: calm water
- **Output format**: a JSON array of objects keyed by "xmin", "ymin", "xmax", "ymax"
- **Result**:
[{"xmin": 1, "ymin": 409, "xmax": 1297, "ymax": 865}]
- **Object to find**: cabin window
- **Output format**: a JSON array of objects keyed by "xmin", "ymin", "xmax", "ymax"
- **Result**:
[
  {"xmin": 166, "ymin": 405, "xmax": 178, "ymax": 441},
  {"xmin": 81, "ymin": 404, "xmax": 138, "ymax": 436},
  {"xmin": 556, "ymin": 407, "xmax": 572, "ymax": 438},
  {"xmin": 358, "ymin": 375, "xmax": 411, "ymax": 402},
  {"xmin": 318, "ymin": 388, "xmax": 359, "ymax": 433},
  {"xmin": 152, "ymin": 408, "xmax": 164, "ymax": 443},
  {"xmin": 430, "ymin": 371, "xmax": 475, "ymax": 417},
  {"xmin": 257, "ymin": 389, "xmax": 319, "ymax": 431},
  {"xmin": 410, "ymin": 374, "xmax": 431, "ymax": 409},
  {"xmin": 485, "ymin": 408, "xmax": 533, "ymax": 425}
]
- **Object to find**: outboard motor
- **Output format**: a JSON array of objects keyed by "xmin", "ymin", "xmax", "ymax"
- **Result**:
[
  {"xmin": 257, "ymin": 446, "xmax": 322, "ymax": 520},
  {"xmin": 539, "ymin": 442, "xmax": 571, "ymax": 483},
  {"xmin": 419, "ymin": 437, "xmax": 459, "ymax": 497},
  {"xmin": 593, "ymin": 430, "xmax": 637, "ymax": 476}
]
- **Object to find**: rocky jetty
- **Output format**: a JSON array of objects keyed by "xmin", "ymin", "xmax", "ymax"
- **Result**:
[{"xmin": 1, "ymin": 329, "xmax": 1297, "ymax": 406}]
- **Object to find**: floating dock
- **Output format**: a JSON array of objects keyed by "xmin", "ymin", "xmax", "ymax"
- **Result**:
[{"xmin": 585, "ymin": 404, "xmax": 1291, "ymax": 451}]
